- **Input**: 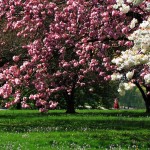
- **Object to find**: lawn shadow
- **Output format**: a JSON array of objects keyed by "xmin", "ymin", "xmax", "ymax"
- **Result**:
[
  {"xmin": 78, "ymin": 109, "xmax": 150, "ymax": 117},
  {"xmin": 0, "ymin": 109, "xmax": 67, "ymax": 119},
  {"xmin": 0, "ymin": 109, "xmax": 150, "ymax": 133}
]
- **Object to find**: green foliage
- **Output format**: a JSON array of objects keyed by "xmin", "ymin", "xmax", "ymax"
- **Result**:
[
  {"xmin": 98, "ymin": 81, "xmax": 119, "ymax": 108},
  {"xmin": 0, "ymin": 109, "xmax": 150, "ymax": 149},
  {"xmin": 53, "ymin": 81, "xmax": 119, "ymax": 110},
  {"xmin": 75, "ymin": 81, "xmax": 119, "ymax": 109},
  {"xmin": 119, "ymin": 87, "xmax": 145, "ymax": 108}
]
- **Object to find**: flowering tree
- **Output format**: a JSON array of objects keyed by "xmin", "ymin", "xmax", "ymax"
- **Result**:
[
  {"xmin": 111, "ymin": 0, "xmax": 150, "ymax": 112},
  {"xmin": 0, "ymin": 0, "xmax": 149, "ymax": 113}
]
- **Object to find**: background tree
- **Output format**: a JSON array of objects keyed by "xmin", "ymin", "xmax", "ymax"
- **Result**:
[{"xmin": 0, "ymin": 0, "xmax": 149, "ymax": 113}]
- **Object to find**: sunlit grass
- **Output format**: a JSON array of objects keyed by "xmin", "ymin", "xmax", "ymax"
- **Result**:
[{"xmin": 0, "ymin": 109, "xmax": 150, "ymax": 149}]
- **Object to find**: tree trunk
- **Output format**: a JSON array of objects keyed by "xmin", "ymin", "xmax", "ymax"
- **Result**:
[
  {"xmin": 16, "ymin": 102, "xmax": 21, "ymax": 109},
  {"xmin": 64, "ymin": 90, "xmax": 75, "ymax": 113},
  {"xmin": 145, "ymin": 86, "xmax": 150, "ymax": 113},
  {"xmin": 135, "ymin": 81, "xmax": 150, "ymax": 113},
  {"xmin": 64, "ymin": 75, "xmax": 77, "ymax": 114},
  {"xmin": 66, "ymin": 95, "xmax": 76, "ymax": 113},
  {"xmin": 63, "ymin": 91, "xmax": 76, "ymax": 113}
]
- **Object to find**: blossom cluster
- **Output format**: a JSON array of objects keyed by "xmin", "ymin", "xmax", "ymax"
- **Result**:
[
  {"xmin": 112, "ymin": 49, "xmax": 149, "ymax": 69},
  {"xmin": 118, "ymin": 82, "xmax": 135, "ymax": 96},
  {"xmin": 113, "ymin": 0, "xmax": 130, "ymax": 13},
  {"xmin": 112, "ymin": 17, "xmax": 150, "ymax": 78},
  {"xmin": 111, "ymin": 1, "xmax": 150, "ymax": 96},
  {"xmin": 114, "ymin": 0, "xmax": 147, "ymax": 14}
]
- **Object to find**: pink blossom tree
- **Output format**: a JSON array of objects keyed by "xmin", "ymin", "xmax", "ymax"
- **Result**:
[{"xmin": 0, "ymin": 0, "xmax": 149, "ymax": 113}]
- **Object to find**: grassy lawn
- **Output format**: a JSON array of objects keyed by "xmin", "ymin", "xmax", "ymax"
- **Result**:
[{"xmin": 0, "ymin": 109, "xmax": 150, "ymax": 150}]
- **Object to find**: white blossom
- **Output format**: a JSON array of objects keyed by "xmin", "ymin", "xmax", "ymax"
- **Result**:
[
  {"xmin": 117, "ymin": 82, "xmax": 135, "ymax": 96},
  {"xmin": 111, "ymin": 73, "xmax": 123, "ymax": 80},
  {"xmin": 119, "ymin": 4, "xmax": 130, "ymax": 13},
  {"xmin": 116, "ymin": 0, "xmax": 124, "ymax": 6},
  {"xmin": 112, "ymin": 17, "xmax": 150, "ymax": 70},
  {"xmin": 146, "ymin": 2, "xmax": 150, "ymax": 11},
  {"xmin": 140, "ymin": 20, "xmax": 149, "ymax": 28},
  {"xmin": 126, "ymin": 71, "xmax": 134, "ymax": 80},
  {"xmin": 124, "ymin": 82, "xmax": 135, "ymax": 90},
  {"xmin": 113, "ymin": 4, "xmax": 119, "ymax": 9},
  {"xmin": 129, "ymin": 18, "xmax": 138, "ymax": 29},
  {"xmin": 118, "ymin": 88, "xmax": 126, "ymax": 96},
  {"xmin": 127, "ymin": 0, "xmax": 133, "ymax": 3},
  {"xmin": 119, "ymin": 83, "xmax": 125, "ymax": 89},
  {"xmin": 144, "ymin": 74, "xmax": 150, "ymax": 84}
]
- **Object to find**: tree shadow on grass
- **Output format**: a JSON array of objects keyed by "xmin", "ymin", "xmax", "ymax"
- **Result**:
[
  {"xmin": 0, "ymin": 120, "xmax": 150, "ymax": 133},
  {"xmin": 0, "ymin": 109, "xmax": 149, "ymax": 119},
  {"xmin": 0, "ymin": 110, "xmax": 67, "ymax": 120},
  {"xmin": 0, "ymin": 109, "xmax": 150, "ymax": 133},
  {"xmin": 77, "ymin": 109, "xmax": 150, "ymax": 117}
]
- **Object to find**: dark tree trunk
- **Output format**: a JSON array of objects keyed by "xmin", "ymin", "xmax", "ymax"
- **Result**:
[
  {"xmin": 134, "ymin": 81, "xmax": 150, "ymax": 113},
  {"xmin": 145, "ymin": 86, "xmax": 150, "ymax": 113},
  {"xmin": 66, "ymin": 95, "xmax": 76, "ymax": 114},
  {"xmin": 64, "ymin": 75, "xmax": 77, "ymax": 114},
  {"xmin": 63, "ymin": 91, "xmax": 76, "ymax": 114},
  {"xmin": 16, "ymin": 102, "xmax": 21, "ymax": 109}
]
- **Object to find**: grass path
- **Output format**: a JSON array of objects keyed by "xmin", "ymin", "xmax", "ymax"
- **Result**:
[{"xmin": 0, "ymin": 109, "xmax": 150, "ymax": 149}]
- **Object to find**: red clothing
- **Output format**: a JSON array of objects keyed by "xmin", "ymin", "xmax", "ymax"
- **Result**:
[{"xmin": 114, "ymin": 101, "xmax": 119, "ymax": 109}]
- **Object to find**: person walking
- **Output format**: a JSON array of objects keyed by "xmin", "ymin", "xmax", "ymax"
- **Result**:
[{"xmin": 114, "ymin": 98, "xmax": 119, "ymax": 109}]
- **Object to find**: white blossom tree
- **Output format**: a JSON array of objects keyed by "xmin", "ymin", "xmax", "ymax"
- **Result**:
[{"xmin": 111, "ymin": 0, "xmax": 150, "ymax": 112}]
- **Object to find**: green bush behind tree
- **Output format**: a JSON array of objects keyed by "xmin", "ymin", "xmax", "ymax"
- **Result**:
[{"xmin": 119, "ymin": 87, "xmax": 145, "ymax": 108}]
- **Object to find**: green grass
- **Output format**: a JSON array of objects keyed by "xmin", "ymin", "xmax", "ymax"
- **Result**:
[{"xmin": 0, "ymin": 109, "xmax": 150, "ymax": 150}]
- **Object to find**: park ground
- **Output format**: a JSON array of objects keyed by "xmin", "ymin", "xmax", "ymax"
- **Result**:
[{"xmin": 0, "ymin": 109, "xmax": 150, "ymax": 150}]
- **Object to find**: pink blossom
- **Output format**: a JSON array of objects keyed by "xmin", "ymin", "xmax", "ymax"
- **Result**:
[
  {"xmin": 39, "ymin": 108, "xmax": 48, "ymax": 113},
  {"xmin": 22, "ymin": 103, "xmax": 30, "ymax": 108},
  {"xmin": 0, "ymin": 73, "xmax": 6, "ymax": 80},
  {"xmin": 14, "ymin": 78, "xmax": 21, "ymax": 85},
  {"xmin": 13, "ymin": 56, "xmax": 20, "ymax": 62},
  {"xmin": 49, "ymin": 101, "xmax": 58, "ymax": 109},
  {"xmin": 5, "ymin": 103, "xmax": 11, "ymax": 108}
]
